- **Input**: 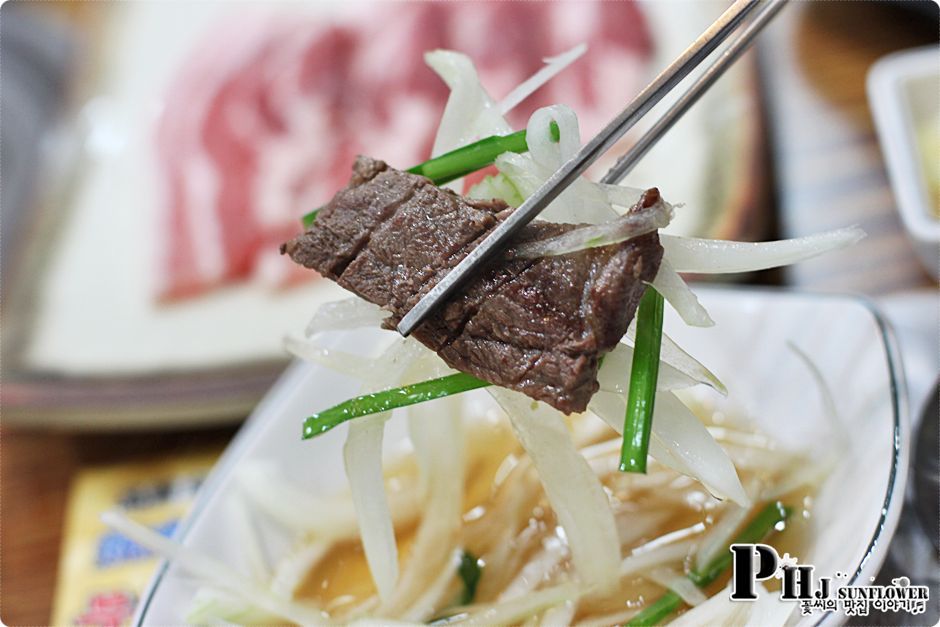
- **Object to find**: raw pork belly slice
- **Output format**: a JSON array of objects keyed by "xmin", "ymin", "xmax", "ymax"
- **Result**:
[
  {"xmin": 282, "ymin": 157, "xmax": 664, "ymax": 414},
  {"xmin": 157, "ymin": 2, "xmax": 652, "ymax": 300}
]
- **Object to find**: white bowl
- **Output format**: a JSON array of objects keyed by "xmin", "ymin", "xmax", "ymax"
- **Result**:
[
  {"xmin": 868, "ymin": 46, "xmax": 940, "ymax": 279},
  {"xmin": 134, "ymin": 287, "xmax": 908, "ymax": 626}
]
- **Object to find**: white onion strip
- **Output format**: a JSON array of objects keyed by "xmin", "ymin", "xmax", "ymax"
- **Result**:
[
  {"xmin": 489, "ymin": 389, "xmax": 621, "ymax": 596},
  {"xmin": 693, "ymin": 501, "xmax": 751, "ymax": 573},
  {"xmin": 620, "ymin": 539, "xmax": 694, "ymax": 577},
  {"xmin": 494, "ymin": 108, "xmax": 617, "ymax": 225},
  {"xmin": 284, "ymin": 336, "xmax": 373, "ymax": 379},
  {"xmin": 513, "ymin": 198, "xmax": 673, "ymax": 259},
  {"xmin": 650, "ymin": 260, "xmax": 715, "ymax": 327},
  {"xmin": 399, "ymin": 549, "xmax": 463, "ymax": 623},
  {"xmin": 648, "ymin": 567, "xmax": 708, "ymax": 606},
  {"xmin": 100, "ymin": 511, "xmax": 328, "ymax": 625},
  {"xmin": 667, "ymin": 583, "xmax": 751, "ymax": 626},
  {"xmin": 304, "ymin": 297, "xmax": 386, "ymax": 336},
  {"xmin": 597, "ymin": 342, "xmax": 700, "ymax": 395},
  {"xmin": 186, "ymin": 586, "xmax": 280, "ymax": 625},
  {"xmin": 498, "ymin": 44, "xmax": 587, "ymax": 115},
  {"xmin": 345, "ymin": 339, "xmax": 429, "ymax": 603},
  {"xmin": 498, "ymin": 536, "xmax": 569, "ymax": 601},
  {"xmin": 235, "ymin": 462, "xmax": 420, "ymax": 540},
  {"xmin": 425, "ymin": 50, "xmax": 510, "ymax": 158},
  {"xmin": 602, "ymin": 184, "xmax": 647, "ymax": 212},
  {"xmin": 589, "ymin": 392, "xmax": 747, "ymax": 506},
  {"xmin": 380, "ymin": 398, "xmax": 464, "ymax": 617},
  {"xmin": 539, "ymin": 599, "xmax": 578, "ymax": 627},
  {"xmin": 270, "ymin": 541, "xmax": 330, "ymax": 600},
  {"xmin": 345, "ymin": 416, "xmax": 399, "ymax": 602},
  {"xmin": 458, "ymin": 581, "xmax": 581, "ymax": 626},
  {"xmin": 625, "ymin": 322, "xmax": 726, "ymax": 395},
  {"xmin": 650, "ymin": 393, "xmax": 748, "ymax": 506},
  {"xmin": 662, "ymin": 227, "xmax": 865, "ymax": 274}
]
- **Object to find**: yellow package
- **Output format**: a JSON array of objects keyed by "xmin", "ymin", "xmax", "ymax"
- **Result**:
[{"xmin": 52, "ymin": 449, "xmax": 220, "ymax": 626}]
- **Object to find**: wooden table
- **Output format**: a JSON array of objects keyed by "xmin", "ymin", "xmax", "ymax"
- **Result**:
[
  {"xmin": 1, "ymin": 426, "xmax": 237, "ymax": 625},
  {"xmin": 1, "ymin": 2, "xmax": 936, "ymax": 625}
]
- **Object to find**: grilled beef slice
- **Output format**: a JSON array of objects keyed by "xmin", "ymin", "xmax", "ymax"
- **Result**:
[{"xmin": 281, "ymin": 156, "xmax": 664, "ymax": 413}]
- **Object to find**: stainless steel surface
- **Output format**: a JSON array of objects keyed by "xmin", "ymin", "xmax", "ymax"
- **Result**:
[
  {"xmin": 396, "ymin": 0, "xmax": 764, "ymax": 336},
  {"xmin": 601, "ymin": 0, "xmax": 787, "ymax": 185}
]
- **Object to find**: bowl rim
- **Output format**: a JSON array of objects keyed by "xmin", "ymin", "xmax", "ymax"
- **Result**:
[
  {"xmin": 867, "ymin": 45, "xmax": 940, "ymax": 241},
  {"xmin": 131, "ymin": 286, "xmax": 909, "ymax": 627}
]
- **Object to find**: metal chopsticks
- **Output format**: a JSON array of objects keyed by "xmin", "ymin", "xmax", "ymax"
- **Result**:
[
  {"xmin": 601, "ymin": 0, "xmax": 787, "ymax": 186},
  {"xmin": 397, "ymin": 0, "xmax": 784, "ymax": 337}
]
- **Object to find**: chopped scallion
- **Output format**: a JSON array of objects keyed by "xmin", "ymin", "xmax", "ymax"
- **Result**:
[
  {"xmin": 619, "ymin": 288, "xmax": 664, "ymax": 473},
  {"xmin": 406, "ymin": 130, "xmax": 528, "ymax": 185},
  {"xmin": 457, "ymin": 551, "xmax": 483, "ymax": 605},
  {"xmin": 625, "ymin": 501, "xmax": 792, "ymax": 626},
  {"xmin": 301, "ymin": 372, "xmax": 490, "ymax": 439}
]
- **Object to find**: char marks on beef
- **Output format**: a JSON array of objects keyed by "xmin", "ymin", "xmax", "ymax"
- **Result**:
[{"xmin": 281, "ymin": 156, "xmax": 664, "ymax": 413}]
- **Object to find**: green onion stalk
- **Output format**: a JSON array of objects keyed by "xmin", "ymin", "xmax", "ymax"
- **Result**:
[
  {"xmin": 626, "ymin": 501, "xmax": 792, "ymax": 627},
  {"xmin": 619, "ymin": 288, "xmax": 665, "ymax": 473},
  {"xmin": 302, "ymin": 372, "xmax": 489, "ymax": 439}
]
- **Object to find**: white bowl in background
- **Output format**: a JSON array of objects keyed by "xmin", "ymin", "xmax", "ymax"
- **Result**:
[
  {"xmin": 133, "ymin": 288, "xmax": 908, "ymax": 626},
  {"xmin": 868, "ymin": 45, "xmax": 940, "ymax": 279}
]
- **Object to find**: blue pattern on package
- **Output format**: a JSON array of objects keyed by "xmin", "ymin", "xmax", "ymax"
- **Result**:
[{"xmin": 96, "ymin": 519, "xmax": 178, "ymax": 567}]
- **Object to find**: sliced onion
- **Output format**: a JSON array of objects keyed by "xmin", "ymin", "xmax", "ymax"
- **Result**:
[
  {"xmin": 749, "ymin": 581, "xmax": 797, "ymax": 626},
  {"xmin": 380, "ymin": 398, "xmax": 464, "ymax": 617},
  {"xmin": 657, "ymin": 328, "xmax": 726, "ymax": 395},
  {"xmin": 494, "ymin": 111, "xmax": 616, "ymax": 225},
  {"xmin": 270, "ymin": 541, "xmax": 330, "ymax": 600},
  {"xmin": 345, "ymin": 339, "xmax": 430, "ymax": 603},
  {"xmin": 459, "ymin": 581, "xmax": 581, "ymax": 626},
  {"xmin": 513, "ymin": 198, "xmax": 672, "ymax": 259},
  {"xmin": 494, "ymin": 151, "xmax": 610, "ymax": 224},
  {"xmin": 186, "ymin": 586, "xmax": 281, "ymax": 625},
  {"xmin": 601, "ymin": 184, "xmax": 647, "ymax": 213},
  {"xmin": 100, "ymin": 510, "xmax": 328, "ymax": 625},
  {"xmin": 489, "ymin": 389, "xmax": 621, "ymax": 596},
  {"xmin": 304, "ymin": 297, "xmax": 386, "ymax": 336},
  {"xmin": 624, "ymin": 322, "xmax": 726, "ymax": 395},
  {"xmin": 649, "ymin": 393, "xmax": 748, "ymax": 506},
  {"xmin": 467, "ymin": 172, "xmax": 524, "ymax": 206},
  {"xmin": 284, "ymin": 335, "xmax": 373, "ymax": 379},
  {"xmin": 348, "ymin": 619, "xmax": 424, "ymax": 627},
  {"xmin": 650, "ymin": 260, "xmax": 715, "ymax": 327},
  {"xmin": 235, "ymin": 461, "xmax": 420, "ymax": 539},
  {"xmin": 539, "ymin": 599, "xmax": 578, "ymax": 627},
  {"xmin": 615, "ymin": 510, "xmax": 673, "ymax": 548},
  {"xmin": 666, "ymin": 583, "xmax": 751, "ymax": 627},
  {"xmin": 597, "ymin": 343, "xmax": 700, "ymax": 396},
  {"xmin": 620, "ymin": 539, "xmax": 694, "ymax": 577},
  {"xmin": 498, "ymin": 44, "xmax": 587, "ymax": 115},
  {"xmin": 498, "ymin": 536, "xmax": 569, "ymax": 601},
  {"xmin": 648, "ymin": 566, "xmax": 708, "ymax": 606},
  {"xmin": 760, "ymin": 455, "xmax": 833, "ymax": 501},
  {"xmin": 345, "ymin": 416, "xmax": 399, "ymax": 602},
  {"xmin": 661, "ymin": 227, "xmax": 865, "ymax": 274},
  {"xmin": 399, "ymin": 549, "xmax": 463, "ymax": 623},
  {"xmin": 588, "ymin": 392, "xmax": 747, "ymax": 506},
  {"xmin": 693, "ymin": 501, "xmax": 751, "ymax": 573},
  {"xmin": 527, "ymin": 105, "xmax": 581, "ymax": 168},
  {"xmin": 577, "ymin": 606, "xmax": 640, "ymax": 626},
  {"xmin": 425, "ymin": 50, "xmax": 510, "ymax": 158}
]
